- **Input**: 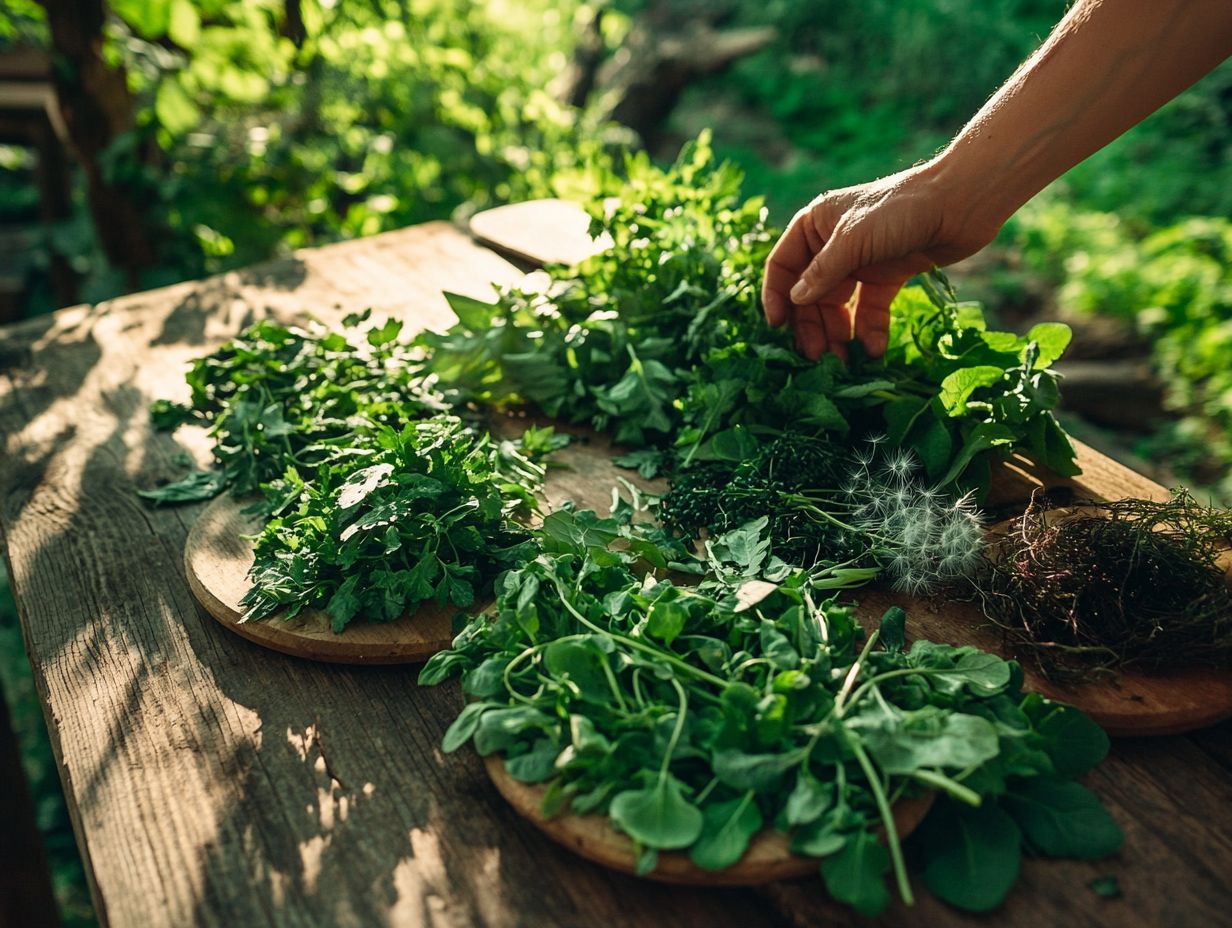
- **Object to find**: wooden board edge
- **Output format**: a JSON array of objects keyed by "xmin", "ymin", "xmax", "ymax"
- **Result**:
[{"xmin": 485, "ymin": 755, "xmax": 935, "ymax": 886}]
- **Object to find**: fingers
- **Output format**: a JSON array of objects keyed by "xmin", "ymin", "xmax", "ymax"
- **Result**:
[
  {"xmin": 789, "ymin": 224, "xmax": 860, "ymax": 306},
  {"xmin": 762, "ymin": 211, "xmax": 814, "ymax": 327},
  {"xmin": 852, "ymin": 279, "xmax": 905, "ymax": 358},
  {"xmin": 791, "ymin": 283, "xmax": 856, "ymax": 362},
  {"xmin": 791, "ymin": 303, "xmax": 828, "ymax": 361}
]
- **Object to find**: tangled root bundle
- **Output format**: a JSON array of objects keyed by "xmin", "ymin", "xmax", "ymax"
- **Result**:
[{"xmin": 979, "ymin": 491, "xmax": 1232, "ymax": 676}]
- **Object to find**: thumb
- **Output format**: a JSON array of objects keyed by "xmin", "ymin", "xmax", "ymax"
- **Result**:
[{"xmin": 789, "ymin": 225, "xmax": 861, "ymax": 305}]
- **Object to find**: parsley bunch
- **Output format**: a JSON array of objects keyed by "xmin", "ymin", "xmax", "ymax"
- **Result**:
[
  {"xmin": 421, "ymin": 511, "xmax": 1122, "ymax": 916},
  {"xmin": 243, "ymin": 417, "xmax": 541, "ymax": 631},
  {"xmin": 418, "ymin": 132, "xmax": 775, "ymax": 447},
  {"xmin": 145, "ymin": 311, "xmax": 444, "ymax": 503}
]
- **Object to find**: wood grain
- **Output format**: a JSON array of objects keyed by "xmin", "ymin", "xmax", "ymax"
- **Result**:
[
  {"xmin": 468, "ymin": 198, "xmax": 608, "ymax": 267},
  {"xmin": 183, "ymin": 424, "xmax": 663, "ymax": 664},
  {"xmin": 1, "ymin": 211, "xmax": 1231, "ymax": 928},
  {"xmin": 486, "ymin": 756, "xmax": 935, "ymax": 887}
]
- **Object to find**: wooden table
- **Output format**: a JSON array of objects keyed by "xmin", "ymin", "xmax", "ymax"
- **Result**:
[{"xmin": 2, "ymin": 214, "xmax": 1231, "ymax": 928}]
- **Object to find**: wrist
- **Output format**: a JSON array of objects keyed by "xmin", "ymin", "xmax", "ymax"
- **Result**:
[{"xmin": 921, "ymin": 146, "xmax": 1021, "ymax": 248}]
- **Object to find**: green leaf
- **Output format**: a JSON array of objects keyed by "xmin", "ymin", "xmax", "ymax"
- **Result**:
[
  {"xmin": 938, "ymin": 366, "xmax": 1005, "ymax": 416},
  {"xmin": 1026, "ymin": 323, "xmax": 1072, "ymax": 369},
  {"xmin": 442, "ymin": 701, "xmax": 491, "ymax": 753},
  {"xmin": 646, "ymin": 600, "xmax": 688, "ymax": 647},
  {"xmin": 149, "ymin": 399, "xmax": 196, "ymax": 430},
  {"xmin": 689, "ymin": 794, "xmax": 763, "ymax": 870},
  {"xmin": 785, "ymin": 771, "xmax": 832, "ymax": 827},
  {"xmin": 953, "ymin": 650, "xmax": 1014, "ymax": 695},
  {"xmin": 879, "ymin": 607, "xmax": 906, "ymax": 654},
  {"xmin": 821, "ymin": 830, "xmax": 891, "ymax": 918},
  {"xmin": 713, "ymin": 749, "xmax": 801, "ymax": 790},
  {"xmin": 541, "ymin": 509, "xmax": 621, "ymax": 553},
  {"xmin": 911, "ymin": 414, "xmax": 954, "ymax": 479},
  {"xmin": 917, "ymin": 800, "xmax": 1022, "ymax": 912},
  {"xmin": 937, "ymin": 422, "xmax": 1016, "ymax": 486},
  {"xmin": 885, "ymin": 397, "xmax": 927, "ymax": 446},
  {"xmin": 861, "ymin": 711, "xmax": 1000, "ymax": 774},
  {"xmin": 137, "ymin": 469, "xmax": 226, "ymax": 505},
  {"xmin": 326, "ymin": 576, "xmax": 362, "ymax": 633},
  {"xmin": 444, "ymin": 291, "xmax": 500, "ymax": 330},
  {"xmin": 1026, "ymin": 699, "xmax": 1110, "ymax": 778},
  {"xmin": 155, "ymin": 79, "xmax": 201, "ymax": 136},
  {"xmin": 1002, "ymin": 780, "xmax": 1123, "ymax": 859},
  {"xmin": 700, "ymin": 426, "xmax": 760, "ymax": 462},
  {"xmin": 505, "ymin": 738, "xmax": 562, "ymax": 783},
  {"xmin": 609, "ymin": 776, "xmax": 704, "ymax": 850},
  {"xmin": 544, "ymin": 638, "xmax": 611, "ymax": 701}
]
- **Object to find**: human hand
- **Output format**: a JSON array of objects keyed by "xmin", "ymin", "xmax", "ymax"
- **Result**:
[{"xmin": 762, "ymin": 164, "xmax": 1001, "ymax": 360}]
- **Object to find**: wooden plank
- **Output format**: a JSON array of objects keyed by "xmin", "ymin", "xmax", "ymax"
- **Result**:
[{"xmin": 1, "ymin": 214, "xmax": 1230, "ymax": 928}]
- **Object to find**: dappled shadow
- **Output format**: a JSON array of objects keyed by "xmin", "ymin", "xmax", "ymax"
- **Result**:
[{"xmin": 235, "ymin": 254, "xmax": 308, "ymax": 293}]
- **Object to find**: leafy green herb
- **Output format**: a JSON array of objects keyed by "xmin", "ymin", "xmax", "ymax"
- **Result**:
[
  {"xmin": 241, "ymin": 417, "xmax": 541, "ymax": 632},
  {"xmin": 148, "ymin": 311, "xmax": 443, "ymax": 502},
  {"xmin": 661, "ymin": 434, "xmax": 986, "ymax": 593},
  {"xmin": 421, "ymin": 513, "xmax": 1121, "ymax": 916},
  {"xmin": 419, "ymin": 137, "xmax": 1077, "ymax": 496}
]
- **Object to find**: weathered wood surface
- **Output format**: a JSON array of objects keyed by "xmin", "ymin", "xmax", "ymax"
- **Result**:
[{"xmin": 2, "ymin": 216, "xmax": 1231, "ymax": 928}]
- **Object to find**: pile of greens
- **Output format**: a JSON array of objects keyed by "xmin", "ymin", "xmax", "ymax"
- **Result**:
[
  {"xmin": 658, "ymin": 432, "xmax": 986, "ymax": 592},
  {"xmin": 144, "ymin": 314, "xmax": 564, "ymax": 632},
  {"xmin": 419, "ymin": 134, "xmax": 1079, "ymax": 497},
  {"xmin": 241, "ymin": 417, "xmax": 544, "ymax": 630},
  {"xmin": 145, "ymin": 311, "xmax": 445, "ymax": 503},
  {"xmin": 420, "ymin": 511, "xmax": 1122, "ymax": 916}
]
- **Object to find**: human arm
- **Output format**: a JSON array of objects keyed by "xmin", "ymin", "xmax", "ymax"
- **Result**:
[{"xmin": 763, "ymin": 0, "xmax": 1232, "ymax": 360}]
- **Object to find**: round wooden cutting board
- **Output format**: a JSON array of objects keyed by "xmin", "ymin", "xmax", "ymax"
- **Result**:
[
  {"xmin": 184, "ymin": 492, "xmax": 456, "ymax": 664},
  {"xmin": 468, "ymin": 199, "xmax": 609, "ymax": 267},
  {"xmin": 485, "ymin": 756, "xmax": 935, "ymax": 886}
]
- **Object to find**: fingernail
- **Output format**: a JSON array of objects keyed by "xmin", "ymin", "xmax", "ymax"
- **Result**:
[{"xmin": 790, "ymin": 282, "xmax": 808, "ymax": 303}]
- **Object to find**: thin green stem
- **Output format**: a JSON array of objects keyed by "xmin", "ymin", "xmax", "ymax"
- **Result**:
[
  {"xmin": 552, "ymin": 581, "xmax": 729, "ymax": 691},
  {"xmin": 910, "ymin": 769, "xmax": 981, "ymax": 807},
  {"xmin": 660, "ymin": 677, "xmax": 690, "ymax": 780},
  {"xmin": 851, "ymin": 738, "xmax": 913, "ymax": 907}
]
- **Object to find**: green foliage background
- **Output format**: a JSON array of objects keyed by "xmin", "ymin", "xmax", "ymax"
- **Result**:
[{"xmin": 1, "ymin": 1, "xmax": 1231, "ymax": 923}]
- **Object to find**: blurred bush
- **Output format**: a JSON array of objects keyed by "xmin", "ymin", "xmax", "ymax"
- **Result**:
[{"xmin": 2, "ymin": 0, "xmax": 621, "ymax": 302}]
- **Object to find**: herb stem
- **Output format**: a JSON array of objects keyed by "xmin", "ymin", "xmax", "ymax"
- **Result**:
[
  {"xmin": 910, "ymin": 769, "xmax": 981, "ymax": 807},
  {"xmin": 850, "ymin": 737, "xmax": 913, "ymax": 907},
  {"xmin": 551, "ymin": 581, "xmax": 730, "ymax": 691}
]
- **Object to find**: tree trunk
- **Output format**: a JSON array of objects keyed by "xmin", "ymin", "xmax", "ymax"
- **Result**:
[{"xmin": 40, "ymin": 0, "xmax": 155, "ymax": 289}]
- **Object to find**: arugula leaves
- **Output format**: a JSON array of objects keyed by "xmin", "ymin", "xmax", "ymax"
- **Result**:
[{"xmin": 421, "ymin": 513, "xmax": 1121, "ymax": 915}]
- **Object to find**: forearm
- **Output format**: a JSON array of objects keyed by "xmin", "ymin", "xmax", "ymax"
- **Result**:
[{"xmin": 929, "ymin": 0, "xmax": 1232, "ymax": 230}]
